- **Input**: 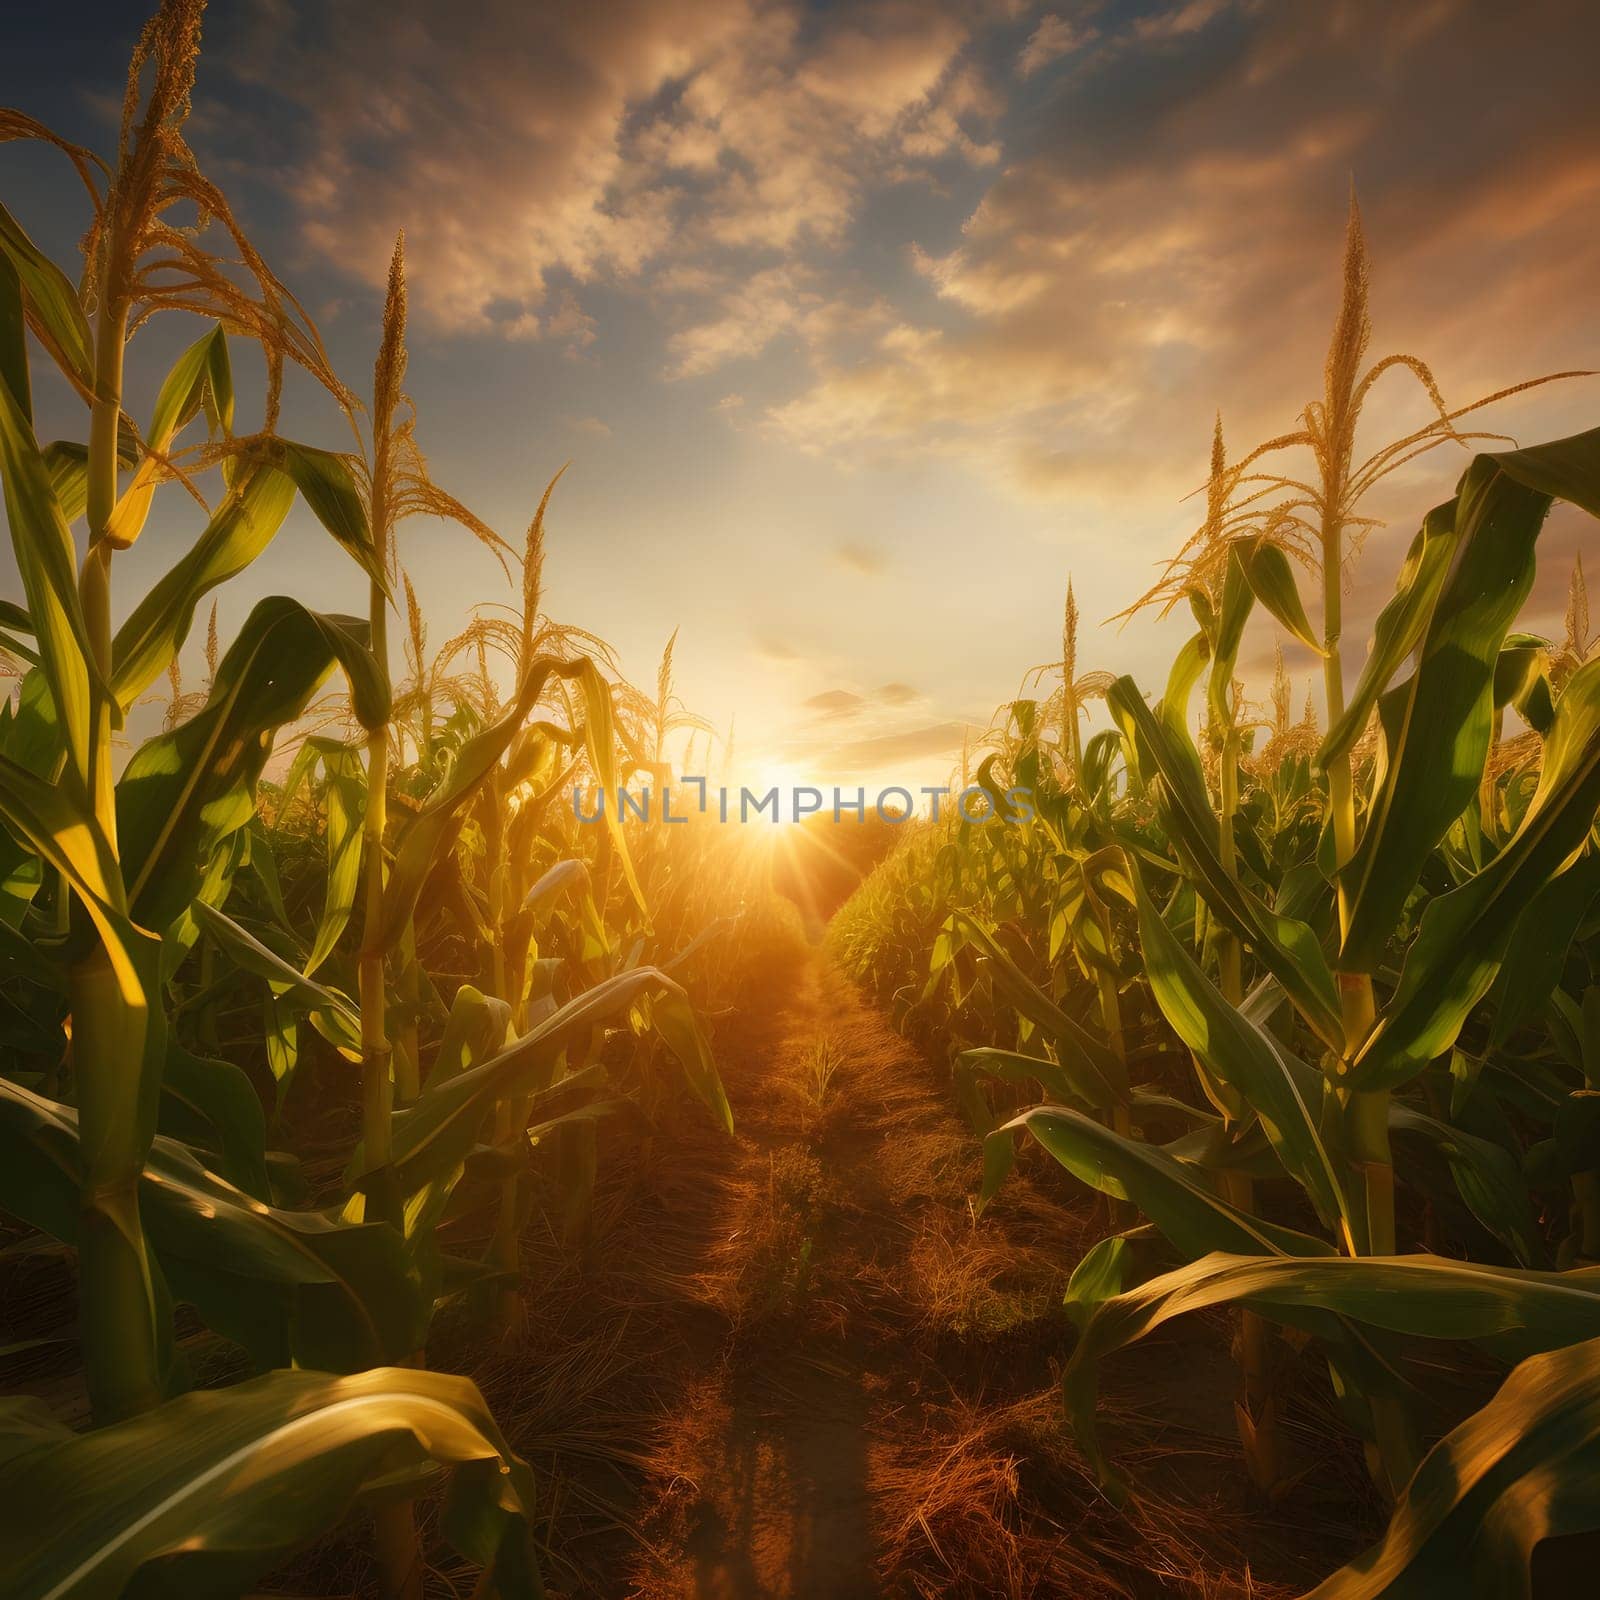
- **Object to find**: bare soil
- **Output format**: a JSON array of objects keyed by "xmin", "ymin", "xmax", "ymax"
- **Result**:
[{"xmin": 576, "ymin": 941, "xmax": 1372, "ymax": 1600}]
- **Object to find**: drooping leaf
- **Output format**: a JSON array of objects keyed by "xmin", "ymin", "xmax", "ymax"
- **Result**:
[
  {"xmin": 649, "ymin": 984, "xmax": 733, "ymax": 1134},
  {"xmin": 0, "ymin": 1078, "xmax": 425, "ymax": 1373},
  {"xmin": 981, "ymin": 1104, "xmax": 1334, "ymax": 1261},
  {"xmin": 269, "ymin": 439, "xmax": 388, "ymax": 598},
  {"xmin": 1207, "ymin": 548, "xmax": 1254, "ymax": 728},
  {"xmin": 0, "ymin": 1366, "xmax": 541, "ymax": 1600},
  {"xmin": 956, "ymin": 1047, "xmax": 1118, "ymax": 1130},
  {"xmin": 1064, "ymin": 1250, "xmax": 1600, "ymax": 1485},
  {"xmin": 0, "ymin": 752, "xmax": 150, "ymax": 1012},
  {"xmin": 1240, "ymin": 537, "xmax": 1321, "ymax": 654},
  {"xmin": 1306, "ymin": 1335, "xmax": 1600, "ymax": 1600},
  {"xmin": 190, "ymin": 900, "xmax": 361, "ymax": 1058},
  {"xmin": 1063, "ymin": 1235, "xmax": 1133, "ymax": 1332}
]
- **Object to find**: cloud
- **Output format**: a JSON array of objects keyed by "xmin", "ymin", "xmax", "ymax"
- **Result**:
[
  {"xmin": 763, "ymin": 0, "xmax": 1600, "ymax": 511},
  {"xmin": 803, "ymin": 689, "xmax": 865, "ymax": 718},
  {"xmin": 567, "ymin": 415, "xmax": 612, "ymax": 438},
  {"xmin": 1017, "ymin": 14, "xmax": 1089, "ymax": 78},
  {"xmin": 832, "ymin": 540, "xmax": 887, "ymax": 576},
  {"xmin": 222, "ymin": 0, "xmax": 998, "ymax": 355},
  {"xmin": 753, "ymin": 630, "xmax": 802, "ymax": 663},
  {"xmin": 873, "ymin": 681, "xmax": 922, "ymax": 704},
  {"xmin": 665, "ymin": 265, "xmax": 818, "ymax": 378},
  {"xmin": 1134, "ymin": 0, "xmax": 1234, "ymax": 43}
]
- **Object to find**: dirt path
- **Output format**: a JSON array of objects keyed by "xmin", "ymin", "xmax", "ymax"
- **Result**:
[
  {"xmin": 621, "ymin": 942, "xmax": 1107, "ymax": 1600},
  {"xmin": 598, "ymin": 940, "xmax": 1353, "ymax": 1600},
  {"xmin": 629, "ymin": 948, "xmax": 905, "ymax": 1598}
]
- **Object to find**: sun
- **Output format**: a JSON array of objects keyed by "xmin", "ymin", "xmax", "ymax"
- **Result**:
[{"xmin": 732, "ymin": 761, "xmax": 809, "ymax": 824}]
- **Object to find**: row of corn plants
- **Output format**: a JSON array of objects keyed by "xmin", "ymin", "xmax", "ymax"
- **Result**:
[
  {"xmin": 832, "ymin": 202, "xmax": 1600, "ymax": 1597},
  {"xmin": 0, "ymin": 6, "xmax": 747, "ymax": 1596}
]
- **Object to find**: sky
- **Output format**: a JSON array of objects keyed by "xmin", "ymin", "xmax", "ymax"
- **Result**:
[{"xmin": 3, "ymin": 0, "xmax": 1600, "ymax": 799}]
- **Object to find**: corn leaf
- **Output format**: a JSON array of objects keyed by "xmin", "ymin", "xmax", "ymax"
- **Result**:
[
  {"xmin": 0, "ymin": 251, "xmax": 27, "ymax": 429},
  {"xmin": 1108, "ymin": 676, "xmax": 1344, "ymax": 1048},
  {"xmin": 0, "ymin": 304, "xmax": 97, "ymax": 788},
  {"xmin": 1354, "ymin": 656, "xmax": 1600, "ymax": 1087},
  {"xmin": 383, "ymin": 967, "xmax": 722, "ymax": 1195},
  {"xmin": 148, "ymin": 326, "xmax": 228, "ymax": 451},
  {"xmin": 0, "ymin": 752, "xmax": 151, "ymax": 1009},
  {"xmin": 268, "ymin": 439, "xmax": 388, "ymax": 599},
  {"xmin": 190, "ymin": 899, "xmax": 362, "ymax": 1058},
  {"xmin": 1127, "ymin": 857, "xmax": 1350, "ymax": 1237},
  {"xmin": 1340, "ymin": 428, "xmax": 1600, "ymax": 970},
  {"xmin": 1240, "ymin": 537, "xmax": 1321, "ymax": 655},
  {"xmin": 118, "ymin": 599, "xmax": 384, "ymax": 932},
  {"xmin": 1388, "ymin": 1106, "xmax": 1542, "ymax": 1268},
  {"xmin": 291, "ymin": 739, "xmax": 366, "ymax": 978},
  {"xmin": 109, "ymin": 463, "xmax": 298, "ymax": 712},
  {"xmin": 981, "ymin": 1104, "xmax": 1334, "ymax": 1260},
  {"xmin": 158, "ymin": 1043, "xmax": 271, "ymax": 1204},
  {"xmin": 649, "ymin": 984, "xmax": 733, "ymax": 1133},
  {"xmin": 1207, "ymin": 548, "xmax": 1253, "ymax": 728},
  {"xmin": 1307, "ymin": 1335, "xmax": 1600, "ymax": 1600},
  {"xmin": 1322, "ymin": 504, "xmax": 1457, "ymax": 767},
  {"xmin": 952, "ymin": 912, "xmax": 1127, "ymax": 1102},
  {"xmin": 378, "ymin": 656, "xmax": 638, "ymax": 951},
  {"xmin": 1486, "ymin": 850, "xmax": 1600, "ymax": 1050},
  {"xmin": 1063, "ymin": 1236, "xmax": 1134, "ymax": 1332},
  {"xmin": 0, "ymin": 1078, "xmax": 426, "ymax": 1373},
  {"xmin": 957, "ymin": 1046, "xmax": 1118, "ymax": 1125},
  {"xmin": 1063, "ymin": 1251, "xmax": 1600, "ymax": 1485},
  {"xmin": 0, "ymin": 198, "xmax": 93, "ymax": 393},
  {"xmin": 0, "ymin": 1366, "xmax": 540, "ymax": 1600}
]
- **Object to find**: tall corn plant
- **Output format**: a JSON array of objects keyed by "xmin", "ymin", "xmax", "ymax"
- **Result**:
[
  {"xmin": 978, "ymin": 424, "xmax": 1600, "ymax": 1531},
  {"xmin": 0, "ymin": 0, "xmax": 386, "ymax": 1423},
  {"xmin": 955, "ymin": 210, "xmax": 1600, "ymax": 1580},
  {"xmin": 1236, "ymin": 198, "xmax": 1582, "ymax": 1265},
  {"xmin": 351, "ymin": 234, "xmax": 517, "ymax": 1231},
  {"xmin": 0, "ymin": 9, "xmax": 548, "ymax": 1592},
  {"xmin": 1111, "ymin": 413, "xmax": 1326, "ymax": 1484}
]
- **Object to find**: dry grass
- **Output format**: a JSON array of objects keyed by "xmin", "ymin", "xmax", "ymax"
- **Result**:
[{"xmin": 873, "ymin": 1388, "xmax": 1304, "ymax": 1600}]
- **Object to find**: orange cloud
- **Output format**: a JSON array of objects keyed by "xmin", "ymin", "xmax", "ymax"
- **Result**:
[{"xmin": 760, "ymin": 0, "xmax": 1600, "ymax": 519}]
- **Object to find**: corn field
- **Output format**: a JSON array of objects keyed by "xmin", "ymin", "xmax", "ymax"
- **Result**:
[
  {"xmin": 4, "ymin": 5, "xmax": 1600, "ymax": 1599},
  {"xmin": 0, "ymin": 9, "xmax": 770, "ymax": 1595},
  {"xmin": 832, "ymin": 198, "xmax": 1600, "ymax": 1594}
]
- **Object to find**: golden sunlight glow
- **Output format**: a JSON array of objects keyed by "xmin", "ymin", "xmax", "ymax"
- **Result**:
[{"xmin": 733, "ymin": 762, "xmax": 808, "ymax": 823}]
